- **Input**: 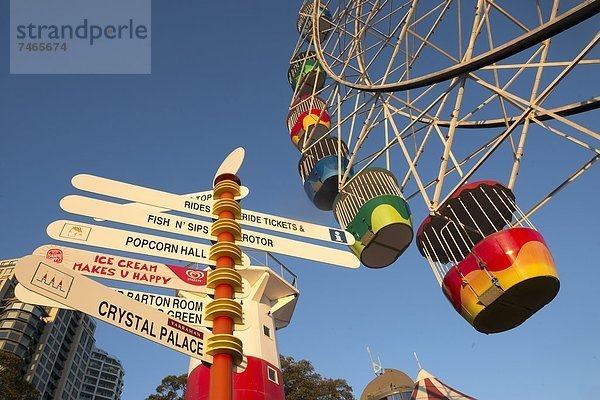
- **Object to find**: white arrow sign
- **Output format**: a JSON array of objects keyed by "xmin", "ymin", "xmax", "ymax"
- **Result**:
[
  {"xmin": 214, "ymin": 147, "xmax": 245, "ymax": 180},
  {"xmin": 14, "ymin": 255, "xmax": 213, "ymax": 362},
  {"xmin": 95, "ymin": 186, "xmax": 250, "ymax": 222},
  {"xmin": 71, "ymin": 174, "xmax": 354, "ymax": 245},
  {"xmin": 61, "ymin": 195, "xmax": 359, "ymax": 269},
  {"xmin": 15, "ymin": 284, "xmax": 65, "ymax": 309},
  {"xmin": 46, "ymin": 220, "xmax": 251, "ymax": 268},
  {"xmin": 115, "ymin": 288, "xmax": 204, "ymax": 326},
  {"xmin": 15, "ymin": 284, "xmax": 205, "ymax": 327},
  {"xmin": 33, "ymin": 245, "xmax": 213, "ymax": 293}
]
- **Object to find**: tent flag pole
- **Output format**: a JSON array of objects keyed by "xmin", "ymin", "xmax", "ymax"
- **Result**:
[{"xmin": 413, "ymin": 352, "xmax": 423, "ymax": 370}]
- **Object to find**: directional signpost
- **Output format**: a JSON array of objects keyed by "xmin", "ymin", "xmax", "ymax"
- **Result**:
[
  {"xmin": 14, "ymin": 255, "xmax": 213, "ymax": 362},
  {"xmin": 71, "ymin": 173, "xmax": 355, "ymax": 246},
  {"xmin": 33, "ymin": 244, "xmax": 213, "ymax": 293},
  {"xmin": 15, "ymin": 284, "xmax": 66, "ymax": 309},
  {"xmin": 96, "ymin": 186, "xmax": 251, "ymax": 222},
  {"xmin": 15, "ymin": 284, "xmax": 205, "ymax": 327},
  {"xmin": 60, "ymin": 195, "xmax": 359, "ymax": 268},
  {"xmin": 115, "ymin": 288, "xmax": 204, "ymax": 326},
  {"xmin": 13, "ymin": 147, "xmax": 363, "ymax": 400},
  {"xmin": 16, "ymin": 284, "xmax": 205, "ymax": 323},
  {"xmin": 46, "ymin": 220, "xmax": 251, "ymax": 268}
]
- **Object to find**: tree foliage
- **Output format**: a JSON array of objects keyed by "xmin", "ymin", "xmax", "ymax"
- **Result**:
[
  {"xmin": 146, "ymin": 373, "xmax": 188, "ymax": 400},
  {"xmin": 0, "ymin": 350, "xmax": 40, "ymax": 400},
  {"xmin": 145, "ymin": 356, "xmax": 354, "ymax": 400},
  {"xmin": 280, "ymin": 355, "xmax": 355, "ymax": 400}
]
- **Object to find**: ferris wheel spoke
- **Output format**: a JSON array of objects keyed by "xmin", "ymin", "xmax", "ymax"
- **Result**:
[
  {"xmin": 355, "ymin": 0, "xmax": 412, "ymax": 86},
  {"xmin": 326, "ymin": 6, "xmax": 352, "ymax": 55},
  {"xmin": 481, "ymin": 59, "xmax": 600, "ymax": 70},
  {"xmin": 342, "ymin": 97, "xmax": 382, "ymax": 185},
  {"xmin": 326, "ymin": 24, "xmax": 385, "ymax": 83},
  {"xmin": 336, "ymin": 91, "xmax": 379, "ymax": 146},
  {"xmin": 351, "ymin": 1, "xmax": 411, "ymax": 44},
  {"xmin": 401, "ymin": 0, "xmax": 457, "ymax": 73},
  {"xmin": 485, "ymin": 0, "xmax": 532, "ymax": 32},
  {"xmin": 391, "ymin": 79, "xmax": 459, "ymax": 190},
  {"xmin": 432, "ymin": 45, "xmax": 546, "ymax": 127},
  {"xmin": 321, "ymin": 29, "xmax": 362, "ymax": 75},
  {"xmin": 399, "ymin": 123, "xmax": 437, "ymax": 190},
  {"xmin": 300, "ymin": 87, "xmax": 376, "ymax": 156},
  {"xmin": 351, "ymin": 123, "xmax": 429, "ymax": 167},
  {"xmin": 531, "ymin": 117, "xmax": 600, "ymax": 154},
  {"xmin": 433, "ymin": 37, "xmax": 596, "ymax": 213},
  {"xmin": 349, "ymin": 38, "xmax": 402, "ymax": 80},
  {"xmin": 482, "ymin": 0, "xmax": 512, "ymax": 136},
  {"xmin": 430, "ymin": 0, "xmax": 486, "ymax": 207},
  {"xmin": 533, "ymin": 106, "xmax": 600, "ymax": 142},
  {"xmin": 466, "ymin": 35, "xmax": 600, "ymax": 143},
  {"xmin": 457, "ymin": 0, "xmax": 463, "ymax": 57},
  {"xmin": 385, "ymin": 77, "xmax": 461, "ymax": 136},
  {"xmin": 435, "ymin": 110, "xmax": 534, "ymax": 211},
  {"xmin": 507, "ymin": 1, "xmax": 559, "ymax": 188},
  {"xmin": 477, "ymin": 31, "xmax": 600, "ymax": 115},
  {"xmin": 324, "ymin": 47, "xmax": 368, "ymax": 77},
  {"xmin": 346, "ymin": 81, "xmax": 461, "ymax": 198},
  {"xmin": 386, "ymin": 91, "xmax": 439, "ymax": 121},
  {"xmin": 408, "ymin": 1, "xmax": 489, "ymax": 76},
  {"xmin": 321, "ymin": 1, "xmax": 417, "ymax": 83},
  {"xmin": 431, "ymin": 78, "xmax": 468, "ymax": 208},
  {"xmin": 302, "ymin": 88, "xmax": 373, "ymax": 154},
  {"xmin": 319, "ymin": 6, "xmax": 356, "ymax": 71},
  {"xmin": 360, "ymin": 11, "xmax": 412, "ymax": 80},
  {"xmin": 352, "ymin": 0, "xmax": 460, "ymax": 81},
  {"xmin": 459, "ymin": 30, "xmax": 598, "ymax": 129},
  {"xmin": 410, "ymin": 0, "xmax": 451, "ymax": 28},
  {"xmin": 389, "ymin": 82, "xmax": 442, "ymax": 115},
  {"xmin": 379, "ymin": 0, "xmax": 419, "ymax": 85},
  {"xmin": 515, "ymin": 155, "xmax": 599, "ymax": 223},
  {"xmin": 383, "ymin": 102, "xmax": 434, "ymax": 207},
  {"xmin": 345, "ymin": 91, "xmax": 363, "ymax": 151},
  {"xmin": 532, "ymin": 108, "xmax": 600, "ymax": 142},
  {"xmin": 349, "ymin": 1, "xmax": 385, "ymax": 85},
  {"xmin": 406, "ymin": 28, "xmax": 459, "ymax": 64},
  {"xmin": 404, "ymin": 131, "xmax": 506, "ymax": 202},
  {"xmin": 412, "ymin": 39, "xmax": 543, "ymax": 128},
  {"xmin": 369, "ymin": 0, "xmax": 413, "ymax": 28},
  {"xmin": 433, "ymin": 123, "xmax": 465, "ymax": 177},
  {"xmin": 425, "ymin": 97, "xmax": 600, "ymax": 130}
]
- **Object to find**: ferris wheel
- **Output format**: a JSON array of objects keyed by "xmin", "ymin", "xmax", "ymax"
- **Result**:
[{"xmin": 286, "ymin": 0, "xmax": 599, "ymax": 333}]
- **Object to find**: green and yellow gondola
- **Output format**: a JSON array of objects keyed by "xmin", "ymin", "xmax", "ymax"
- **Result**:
[
  {"xmin": 333, "ymin": 168, "xmax": 413, "ymax": 268},
  {"xmin": 288, "ymin": 51, "xmax": 326, "ymax": 97}
]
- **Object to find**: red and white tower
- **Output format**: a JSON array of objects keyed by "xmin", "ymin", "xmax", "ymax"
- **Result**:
[{"xmin": 183, "ymin": 259, "xmax": 299, "ymax": 400}]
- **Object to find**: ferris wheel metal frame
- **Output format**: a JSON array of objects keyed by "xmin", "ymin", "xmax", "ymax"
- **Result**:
[
  {"xmin": 289, "ymin": 0, "xmax": 599, "ymax": 220},
  {"xmin": 285, "ymin": 0, "xmax": 599, "ymax": 332}
]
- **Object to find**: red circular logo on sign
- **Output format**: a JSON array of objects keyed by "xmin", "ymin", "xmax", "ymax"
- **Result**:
[
  {"xmin": 46, "ymin": 249, "xmax": 64, "ymax": 264},
  {"xmin": 185, "ymin": 269, "xmax": 205, "ymax": 282}
]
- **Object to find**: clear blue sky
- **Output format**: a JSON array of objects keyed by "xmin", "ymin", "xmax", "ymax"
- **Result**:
[{"xmin": 1, "ymin": 2, "xmax": 599, "ymax": 399}]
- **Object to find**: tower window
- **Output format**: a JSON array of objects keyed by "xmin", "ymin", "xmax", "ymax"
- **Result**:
[
  {"xmin": 267, "ymin": 366, "xmax": 278, "ymax": 384},
  {"xmin": 263, "ymin": 325, "xmax": 271, "ymax": 338}
]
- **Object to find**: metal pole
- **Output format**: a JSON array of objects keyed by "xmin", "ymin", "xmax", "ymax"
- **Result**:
[{"xmin": 205, "ymin": 174, "xmax": 245, "ymax": 400}]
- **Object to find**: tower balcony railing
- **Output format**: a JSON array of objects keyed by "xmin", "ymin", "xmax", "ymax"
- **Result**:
[
  {"xmin": 184, "ymin": 251, "xmax": 297, "ymax": 289},
  {"xmin": 244, "ymin": 250, "xmax": 298, "ymax": 289}
]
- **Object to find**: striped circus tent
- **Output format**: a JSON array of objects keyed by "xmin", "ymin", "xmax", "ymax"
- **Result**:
[{"xmin": 410, "ymin": 369, "xmax": 476, "ymax": 400}]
